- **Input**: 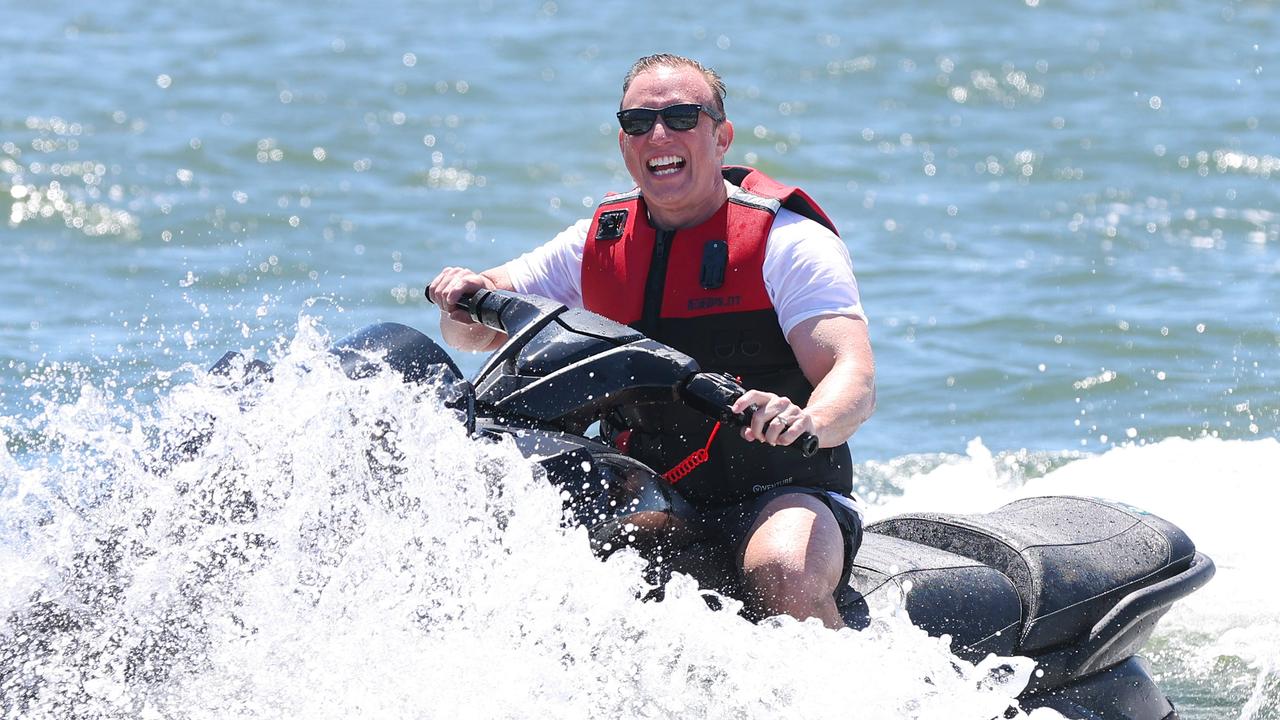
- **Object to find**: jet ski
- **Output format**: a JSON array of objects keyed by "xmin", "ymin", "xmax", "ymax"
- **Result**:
[{"xmin": 217, "ymin": 289, "xmax": 1214, "ymax": 720}]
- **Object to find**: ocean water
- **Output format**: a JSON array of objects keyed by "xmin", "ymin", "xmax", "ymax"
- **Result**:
[{"xmin": 2, "ymin": 1, "xmax": 1277, "ymax": 718}]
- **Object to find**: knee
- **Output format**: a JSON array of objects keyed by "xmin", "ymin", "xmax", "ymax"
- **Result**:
[
  {"xmin": 737, "ymin": 493, "xmax": 847, "ymax": 621},
  {"xmin": 741, "ymin": 554, "xmax": 828, "ymax": 614}
]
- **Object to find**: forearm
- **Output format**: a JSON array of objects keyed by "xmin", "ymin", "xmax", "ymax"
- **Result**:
[
  {"xmin": 804, "ymin": 357, "xmax": 876, "ymax": 447},
  {"xmin": 789, "ymin": 315, "xmax": 876, "ymax": 448}
]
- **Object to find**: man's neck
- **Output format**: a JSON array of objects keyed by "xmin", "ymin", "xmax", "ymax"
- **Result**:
[{"xmin": 646, "ymin": 179, "xmax": 732, "ymax": 230}]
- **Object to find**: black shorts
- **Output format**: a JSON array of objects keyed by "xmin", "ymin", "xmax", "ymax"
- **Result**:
[{"xmin": 694, "ymin": 485, "xmax": 864, "ymax": 592}]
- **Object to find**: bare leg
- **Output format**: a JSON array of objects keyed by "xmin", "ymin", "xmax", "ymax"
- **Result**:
[{"xmin": 739, "ymin": 492, "xmax": 847, "ymax": 629}]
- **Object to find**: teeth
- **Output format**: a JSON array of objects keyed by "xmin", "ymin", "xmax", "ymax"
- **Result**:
[{"xmin": 647, "ymin": 155, "xmax": 685, "ymax": 175}]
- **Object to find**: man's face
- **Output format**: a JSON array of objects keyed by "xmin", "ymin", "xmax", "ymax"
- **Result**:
[{"xmin": 618, "ymin": 65, "xmax": 733, "ymax": 229}]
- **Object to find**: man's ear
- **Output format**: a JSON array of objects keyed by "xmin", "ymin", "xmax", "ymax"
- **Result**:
[{"xmin": 716, "ymin": 119, "xmax": 734, "ymax": 157}]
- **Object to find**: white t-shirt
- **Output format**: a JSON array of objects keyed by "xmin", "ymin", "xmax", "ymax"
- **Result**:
[{"xmin": 503, "ymin": 207, "xmax": 866, "ymax": 338}]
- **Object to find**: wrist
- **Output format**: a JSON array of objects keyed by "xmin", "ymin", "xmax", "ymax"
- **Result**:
[{"xmin": 801, "ymin": 407, "xmax": 838, "ymax": 448}]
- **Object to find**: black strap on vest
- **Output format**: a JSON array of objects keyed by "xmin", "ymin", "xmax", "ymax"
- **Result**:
[{"xmin": 639, "ymin": 228, "xmax": 675, "ymax": 338}]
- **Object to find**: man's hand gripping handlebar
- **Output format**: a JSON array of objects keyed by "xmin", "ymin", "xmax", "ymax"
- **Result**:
[{"xmin": 680, "ymin": 372, "xmax": 820, "ymax": 458}]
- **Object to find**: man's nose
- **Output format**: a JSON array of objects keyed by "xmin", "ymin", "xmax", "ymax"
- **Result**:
[{"xmin": 647, "ymin": 118, "xmax": 674, "ymax": 142}]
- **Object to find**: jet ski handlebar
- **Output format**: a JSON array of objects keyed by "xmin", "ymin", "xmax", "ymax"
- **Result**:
[
  {"xmin": 458, "ymin": 289, "xmax": 818, "ymax": 457},
  {"xmin": 680, "ymin": 372, "xmax": 820, "ymax": 458},
  {"xmin": 455, "ymin": 288, "xmax": 501, "ymax": 328}
]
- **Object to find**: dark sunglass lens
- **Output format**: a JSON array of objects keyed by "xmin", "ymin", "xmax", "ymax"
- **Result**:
[
  {"xmin": 618, "ymin": 109, "xmax": 657, "ymax": 135},
  {"xmin": 661, "ymin": 105, "xmax": 702, "ymax": 131}
]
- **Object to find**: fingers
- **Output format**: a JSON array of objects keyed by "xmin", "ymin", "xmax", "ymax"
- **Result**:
[
  {"xmin": 426, "ymin": 267, "xmax": 490, "ymax": 316},
  {"xmin": 425, "ymin": 266, "xmax": 466, "ymax": 308},
  {"xmin": 733, "ymin": 391, "xmax": 812, "ymax": 446},
  {"xmin": 425, "ymin": 267, "xmax": 455, "ymax": 306},
  {"xmin": 774, "ymin": 411, "xmax": 815, "ymax": 447}
]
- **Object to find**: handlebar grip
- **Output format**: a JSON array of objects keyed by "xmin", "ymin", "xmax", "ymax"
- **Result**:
[
  {"xmin": 455, "ymin": 291, "xmax": 477, "ymax": 314},
  {"xmin": 798, "ymin": 430, "xmax": 819, "ymax": 453},
  {"xmin": 426, "ymin": 289, "xmax": 484, "ymax": 316},
  {"xmin": 456, "ymin": 288, "xmax": 506, "ymax": 330},
  {"xmin": 796, "ymin": 432, "xmax": 820, "ymax": 457},
  {"xmin": 681, "ymin": 373, "xmax": 819, "ymax": 458},
  {"xmin": 738, "ymin": 405, "xmax": 820, "ymax": 459}
]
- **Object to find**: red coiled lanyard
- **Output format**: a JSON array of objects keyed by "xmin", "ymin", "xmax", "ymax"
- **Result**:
[{"xmin": 661, "ymin": 422, "xmax": 721, "ymax": 484}]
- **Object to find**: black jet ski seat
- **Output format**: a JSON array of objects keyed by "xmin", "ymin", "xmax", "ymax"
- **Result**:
[{"xmin": 846, "ymin": 496, "xmax": 1211, "ymax": 680}]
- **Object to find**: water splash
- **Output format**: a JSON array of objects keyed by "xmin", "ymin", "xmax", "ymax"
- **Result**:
[{"xmin": 1, "ymin": 323, "xmax": 1045, "ymax": 719}]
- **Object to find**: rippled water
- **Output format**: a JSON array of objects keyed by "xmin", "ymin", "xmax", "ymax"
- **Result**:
[{"xmin": 3, "ymin": 1, "xmax": 1277, "ymax": 718}]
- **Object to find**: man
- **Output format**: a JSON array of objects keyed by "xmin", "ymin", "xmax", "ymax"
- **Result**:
[{"xmin": 428, "ymin": 54, "xmax": 875, "ymax": 629}]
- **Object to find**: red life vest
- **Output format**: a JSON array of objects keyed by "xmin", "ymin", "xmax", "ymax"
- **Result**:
[
  {"xmin": 582, "ymin": 166, "xmax": 837, "ymax": 328},
  {"xmin": 579, "ymin": 166, "xmax": 852, "ymax": 508}
]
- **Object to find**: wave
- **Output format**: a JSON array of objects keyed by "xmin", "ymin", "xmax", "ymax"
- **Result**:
[
  {"xmin": 1, "ymin": 322, "xmax": 1043, "ymax": 720},
  {"xmin": 1, "ymin": 320, "xmax": 1274, "ymax": 718}
]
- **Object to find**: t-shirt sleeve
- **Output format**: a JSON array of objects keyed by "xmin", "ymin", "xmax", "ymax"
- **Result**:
[
  {"xmin": 763, "ymin": 209, "xmax": 867, "ymax": 338},
  {"xmin": 502, "ymin": 219, "xmax": 590, "ymax": 308}
]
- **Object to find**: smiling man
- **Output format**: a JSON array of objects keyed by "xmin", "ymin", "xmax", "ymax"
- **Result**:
[{"xmin": 427, "ymin": 54, "xmax": 875, "ymax": 629}]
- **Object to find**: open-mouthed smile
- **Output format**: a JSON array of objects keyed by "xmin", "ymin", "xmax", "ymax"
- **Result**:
[{"xmin": 647, "ymin": 155, "xmax": 686, "ymax": 176}]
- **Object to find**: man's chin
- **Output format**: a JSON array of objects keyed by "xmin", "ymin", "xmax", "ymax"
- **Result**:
[{"xmin": 638, "ymin": 170, "xmax": 690, "ymax": 196}]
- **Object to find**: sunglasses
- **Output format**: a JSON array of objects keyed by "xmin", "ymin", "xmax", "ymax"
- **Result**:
[{"xmin": 616, "ymin": 103, "xmax": 724, "ymax": 136}]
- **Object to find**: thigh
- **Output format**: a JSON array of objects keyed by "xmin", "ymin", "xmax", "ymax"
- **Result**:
[{"xmin": 739, "ymin": 491, "xmax": 846, "ymax": 588}]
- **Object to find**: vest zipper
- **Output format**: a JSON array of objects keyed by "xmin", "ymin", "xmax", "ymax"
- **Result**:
[{"xmin": 640, "ymin": 228, "xmax": 675, "ymax": 337}]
